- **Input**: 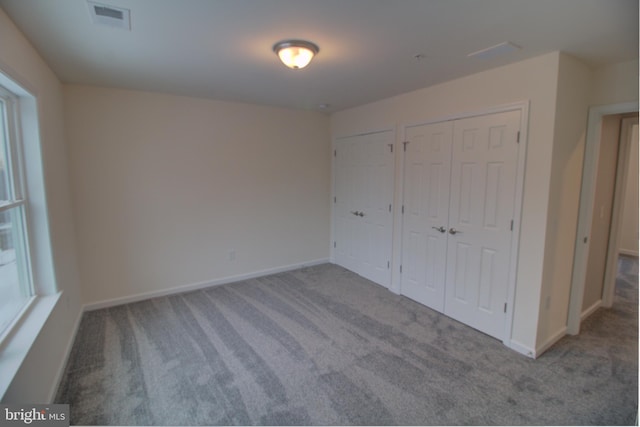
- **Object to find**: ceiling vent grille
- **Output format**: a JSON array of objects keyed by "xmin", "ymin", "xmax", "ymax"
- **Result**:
[
  {"xmin": 88, "ymin": 1, "xmax": 131, "ymax": 30},
  {"xmin": 467, "ymin": 42, "xmax": 520, "ymax": 60}
]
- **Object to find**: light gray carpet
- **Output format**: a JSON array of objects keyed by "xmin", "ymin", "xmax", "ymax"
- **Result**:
[{"xmin": 55, "ymin": 258, "xmax": 638, "ymax": 425}]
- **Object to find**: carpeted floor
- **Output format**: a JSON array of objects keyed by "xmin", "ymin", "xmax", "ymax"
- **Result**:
[{"xmin": 55, "ymin": 258, "xmax": 638, "ymax": 425}]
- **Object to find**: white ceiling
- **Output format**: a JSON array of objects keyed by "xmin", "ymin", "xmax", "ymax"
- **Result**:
[{"xmin": 0, "ymin": 0, "xmax": 637, "ymax": 112}]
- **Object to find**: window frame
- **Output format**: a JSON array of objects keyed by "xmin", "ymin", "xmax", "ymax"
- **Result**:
[
  {"xmin": 0, "ymin": 67, "xmax": 65, "ymax": 401},
  {"xmin": 0, "ymin": 85, "xmax": 36, "ymax": 341}
]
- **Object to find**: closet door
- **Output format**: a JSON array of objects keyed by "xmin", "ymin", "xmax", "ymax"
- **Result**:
[
  {"xmin": 444, "ymin": 110, "xmax": 521, "ymax": 340},
  {"xmin": 334, "ymin": 136, "xmax": 361, "ymax": 274},
  {"xmin": 400, "ymin": 121, "xmax": 453, "ymax": 312},
  {"xmin": 334, "ymin": 131, "xmax": 394, "ymax": 287}
]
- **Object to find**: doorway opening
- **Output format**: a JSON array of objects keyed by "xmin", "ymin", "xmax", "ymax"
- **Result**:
[{"xmin": 568, "ymin": 102, "xmax": 639, "ymax": 334}]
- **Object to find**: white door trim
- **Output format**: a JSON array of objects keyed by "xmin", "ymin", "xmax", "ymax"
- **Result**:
[
  {"xmin": 502, "ymin": 102, "xmax": 529, "ymax": 350},
  {"xmin": 567, "ymin": 102, "xmax": 639, "ymax": 335},
  {"xmin": 402, "ymin": 101, "xmax": 530, "ymax": 129}
]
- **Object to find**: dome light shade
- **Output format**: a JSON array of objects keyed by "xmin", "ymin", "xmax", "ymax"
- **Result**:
[{"xmin": 273, "ymin": 40, "xmax": 319, "ymax": 69}]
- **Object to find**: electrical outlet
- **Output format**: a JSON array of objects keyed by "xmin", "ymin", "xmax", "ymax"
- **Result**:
[{"xmin": 228, "ymin": 250, "xmax": 236, "ymax": 261}]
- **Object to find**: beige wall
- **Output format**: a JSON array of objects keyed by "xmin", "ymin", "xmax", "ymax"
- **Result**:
[
  {"xmin": 591, "ymin": 60, "xmax": 639, "ymax": 106},
  {"xmin": 0, "ymin": 9, "xmax": 83, "ymax": 402},
  {"xmin": 65, "ymin": 85, "xmax": 331, "ymax": 306},
  {"xmin": 619, "ymin": 124, "xmax": 639, "ymax": 256},
  {"xmin": 331, "ymin": 52, "xmax": 563, "ymax": 353},
  {"xmin": 536, "ymin": 54, "xmax": 592, "ymax": 349}
]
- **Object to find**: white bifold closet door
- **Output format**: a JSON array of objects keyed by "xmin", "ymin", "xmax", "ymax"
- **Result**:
[
  {"xmin": 334, "ymin": 130, "xmax": 394, "ymax": 287},
  {"xmin": 401, "ymin": 121, "xmax": 453, "ymax": 312},
  {"xmin": 401, "ymin": 110, "xmax": 521, "ymax": 340}
]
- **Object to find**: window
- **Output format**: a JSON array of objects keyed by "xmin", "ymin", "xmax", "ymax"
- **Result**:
[
  {"xmin": 0, "ymin": 86, "xmax": 34, "ymax": 337},
  {"xmin": 0, "ymin": 71, "xmax": 61, "ymax": 398}
]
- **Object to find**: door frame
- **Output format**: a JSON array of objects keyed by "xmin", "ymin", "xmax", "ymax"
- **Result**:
[
  {"xmin": 567, "ymin": 102, "xmax": 639, "ymax": 335},
  {"xmin": 397, "ymin": 100, "xmax": 530, "ymax": 348}
]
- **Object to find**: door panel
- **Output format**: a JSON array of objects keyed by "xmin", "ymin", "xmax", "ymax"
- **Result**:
[
  {"xmin": 334, "ymin": 141, "xmax": 356, "ymax": 271},
  {"xmin": 334, "ymin": 131, "xmax": 394, "ymax": 287},
  {"xmin": 444, "ymin": 110, "xmax": 520, "ymax": 340},
  {"xmin": 361, "ymin": 133, "xmax": 394, "ymax": 282},
  {"xmin": 400, "ymin": 121, "xmax": 452, "ymax": 312}
]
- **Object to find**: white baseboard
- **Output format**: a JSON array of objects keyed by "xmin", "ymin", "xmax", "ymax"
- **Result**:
[
  {"xmin": 508, "ymin": 327, "xmax": 568, "ymax": 360},
  {"xmin": 46, "ymin": 306, "xmax": 83, "ymax": 403},
  {"xmin": 508, "ymin": 339, "xmax": 536, "ymax": 359},
  {"xmin": 535, "ymin": 326, "xmax": 568, "ymax": 358},
  {"xmin": 581, "ymin": 299, "xmax": 602, "ymax": 322},
  {"xmin": 83, "ymin": 258, "xmax": 330, "ymax": 311}
]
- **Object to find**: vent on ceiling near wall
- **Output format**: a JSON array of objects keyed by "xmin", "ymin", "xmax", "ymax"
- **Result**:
[
  {"xmin": 467, "ymin": 41, "xmax": 520, "ymax": 60},
  {"xmin": 87, "ymin": 1, "xmax": 131, "ymax": 30}
]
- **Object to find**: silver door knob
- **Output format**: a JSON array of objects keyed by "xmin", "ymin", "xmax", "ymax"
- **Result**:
[
  {"xmin": 431, "ymin": 226, "xmax": 446, "ymax": 233},
  {"xmin": 449, "ymin": 227, "xmax": 461, "ymax": 235}
]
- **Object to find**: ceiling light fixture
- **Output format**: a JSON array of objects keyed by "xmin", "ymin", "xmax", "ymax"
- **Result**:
[{"xmin": 273, "ymin": 40, "xmax": 319, "ymax": 70}]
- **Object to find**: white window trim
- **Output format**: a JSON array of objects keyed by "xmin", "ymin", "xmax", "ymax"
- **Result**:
[
  {"xmin": 0, "ymin": 294, "xmax": 59, "ymax": 398},
  {"xmin": 0, "ymin": 67, "xmax": 61, "ymax": 400},
  {"xmin": 0, "ymin": 83, "xmax": 36, "ymax": 335}
]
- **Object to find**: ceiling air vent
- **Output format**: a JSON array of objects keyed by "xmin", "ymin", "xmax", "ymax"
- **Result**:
[
  {"xmin": 467, "ymin": 42, "xmax": 520, "ymax": 60},
  {"xmin": 87, "ymin": 1, "xmax": 131, "ymax": 30}
]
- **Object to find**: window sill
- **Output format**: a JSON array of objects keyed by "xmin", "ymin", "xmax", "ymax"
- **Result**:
[{"xmin": 0, "ymin": 292, "xmax": 61, "ymax": 400}]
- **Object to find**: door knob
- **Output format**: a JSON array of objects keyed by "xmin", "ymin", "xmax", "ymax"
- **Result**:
[
  {"xmin": 449, "ymin": 227, "xmax": 461, "ymax": 235},
  {"xmin": 431, "ymin": 226, "xmax": 446, "ymax": 233}
]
